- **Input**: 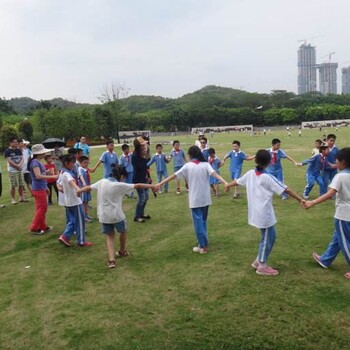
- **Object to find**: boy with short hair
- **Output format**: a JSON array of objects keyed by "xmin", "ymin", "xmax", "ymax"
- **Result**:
[
  {"xmin": 224, "ymin": 140, "xmax": 254, "ymax": 198},
  {"xmin": 225, "ymin": 150, "xmax": 304, "ymax": 276},
  {"xmin": 298, "ymin": 145, "xmax": 329, "ymax": 199},
  {"xmin": 120, "ymin": 144, "xmax": 135, "ymax": 198},
  {"xmin": 312, "ymin": 139, "xmax": 323, "ymax": 156},
  {"xmin": 266, "ymin": 138, "xmax": 298, "ymax": 200},
  {"xmin": 91, "ymin": 140, "xmax": 119, "ymax": 179},
  {"xmin": 147, "ymin": 144, "xmax": 170, "ymax": 193},
  {"xmin": 208, "ymin": 148, "xmax": 224, "ymax": 197},
  {"xmin": 77, "ymin": 165, "xmax": 157, "ymax": 268},
  {"xmin": 4, "ymin": 137, "xmax": 27, "ymax": 204},
  {"xmin": 169, "ymin": 140, "xmax": 187, "ymax": 194},
  {"xmin": 323, "ymin": 134, "xmax": 339, "ymax": 186}
]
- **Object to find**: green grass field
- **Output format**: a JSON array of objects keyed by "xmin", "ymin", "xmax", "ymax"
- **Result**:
[{"xmin": 1, "ymin": 128, "xmax": 350, "ymax": 349}]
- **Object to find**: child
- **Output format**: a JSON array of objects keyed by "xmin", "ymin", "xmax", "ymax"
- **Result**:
[
  {"xmin": 311, "ymin": 139, "xmax": 323, "ymax": 156},
  {"xmin": 44, "ymin": 154, "xmax": 59, "ymax": 205},
  {"xmin": 208, "ymin": 148, "xmax": 224, "ymax": 197},
  {"xmin": 91, "ymin": 140, "xmax": 119, "ymax": 179},
  {"xmin": 298, "ymin": 146, "xmax": 329, "ymax": 199},
  {"xmin": 58, "ymin": 154, "xmax": 92, "ymax": 247},
  {"xmin": 158, "ymin": 146, "xmax": 227, "ymax": 254},
  {"xmin": 323, "ymin": 134, "xmax": 339, "ymax": 187},
  {"xmin": 120, "ymin": 144, "xmax": 135, "ymax": 198},
  {"xmin": 147, "ymin": 144, "xmax": 170, "ymax": 194},
  {"xmin": 223, "ymin": 140, "xmax": 254, "ymax": 198},
  {"xmin": 78, "ymin": 156, "xmax": 92, "ymax": 222},
  {"xmin": 169, "ymin": 140, "xmax": 187, "ymax": 195},
  {"xmin": 77, "ymin": 165, "xmax": 157, "ymax": 268},
  {"xmin": 266, "ymin": 138, "xmax": 298, "ymax": 200},
  {"xmin": 225, "ymin": 150, "xmax": 304, "ymax": 276},
  {"xmin": 304, "ymin": 148, "xmax": 350, "ymax": 279},
  {"xmin": 67, "ymin": 147, "xmax": 83, "ymax": 184}
]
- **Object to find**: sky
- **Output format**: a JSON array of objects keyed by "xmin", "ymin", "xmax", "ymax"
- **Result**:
[{"xmin": 1, "ymin": 0, "xmax": 350, "ymax": 103}]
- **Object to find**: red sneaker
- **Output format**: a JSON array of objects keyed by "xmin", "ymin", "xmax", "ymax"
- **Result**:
[
  {"xmin": 256, "ymin": 266, "xmax": 279, "ymax": 276},
  {"xmin": 77, "ymin": 241, "xmax": 93, "ymax": 247},
  {"xmin": 58, "ymin": 234, "xmax": 71, "ymax": 247}
]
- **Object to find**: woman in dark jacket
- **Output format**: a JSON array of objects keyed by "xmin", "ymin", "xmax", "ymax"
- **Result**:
[{"xmin": 132, "ymin": 137, "xmax": 151, "ymax": 223}]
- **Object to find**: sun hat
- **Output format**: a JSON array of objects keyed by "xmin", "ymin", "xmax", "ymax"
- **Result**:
[
  {"xmin": 133, "ymin": 136, "xmax": 148, "ymax": 148},
  {"xmin": 31, "ymin": 144, "xmax": 53, "ymax": 155}
]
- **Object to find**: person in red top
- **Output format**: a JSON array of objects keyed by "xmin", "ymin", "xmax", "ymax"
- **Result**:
[{"xmin": 44, "ymin": 154, "xmax": 58, "ymax": 205}]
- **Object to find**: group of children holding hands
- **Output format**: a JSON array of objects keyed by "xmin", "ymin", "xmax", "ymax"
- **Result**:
[{"xmin": 21, "ymin": 132, "xmax": 350, "ymax": 279}]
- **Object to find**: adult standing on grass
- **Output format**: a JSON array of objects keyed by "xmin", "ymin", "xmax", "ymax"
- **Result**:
[
  {"xmin": 77, "ymin": 165, "xmax": 157, "ymax": 268},
  {"xmin": 4, "ymin": 137, "xmax": 27, "ymax": 204},
  {"xmin": 90, "ymin": 140, "xmax": 119, "ymax": 179},
  {"xmin": 132, "ymin": 137, "xmax": 151, "ymax": 223},
  {"xmin": 29, "ymin": 144, "xmax": 59, "ymax": 234},
  {"xmin": 19, "ymin": 139, "xmax": 32, "ymax": 195},
  {"xmin": 158, "ymin": 145, "xmax": 228, "ymax": 254},
  {"xmin": 74, "ymin": 136, "xmax": 90, "ymax": 158},
  {"xmin": 304, "ymin": 148, "xmax": 350, "ymax": 280},
  {"xmin": 225, "ymin": 150, "xmax": 304, "ymax": 276}
]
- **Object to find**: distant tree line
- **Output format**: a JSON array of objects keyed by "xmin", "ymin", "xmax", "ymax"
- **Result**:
[{"xmin": 2, "ymin": 85, "xmax": 350, "ymax": 149}]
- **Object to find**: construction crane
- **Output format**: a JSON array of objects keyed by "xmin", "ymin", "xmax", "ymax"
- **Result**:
[
  {"xmin": 321, "ymin": 52, "xmax": 336, "ymax": 62},
  {"xmin": 297, "ymin": 35, "xmax": 322, "ymax": 45}
]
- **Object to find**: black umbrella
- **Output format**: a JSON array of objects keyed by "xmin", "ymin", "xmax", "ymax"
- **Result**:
[{"xmin": 42, "ymin": 138, "xmax": 66, "ymax": 148}]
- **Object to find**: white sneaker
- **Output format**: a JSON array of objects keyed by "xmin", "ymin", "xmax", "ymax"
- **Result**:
[
  {"xmin": 303, "ymin": 194, "xmax": 309, "ymax": 199},
  {"xmin": 192, "ymin": 247, "xmax": 208, "ymax": 254},
  {"xmin": 11, "ymin": 199, "xmax": 18, "ymax": 205}
]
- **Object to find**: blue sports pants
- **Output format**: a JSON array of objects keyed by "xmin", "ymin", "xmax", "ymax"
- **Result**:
[
  {"xmin": 63, "ymin": 204, "xmax": 86, "ymax": 245},
  {"xmin": 157, "ymin": 170, "xmax": 169, "ymax": 191},
  {"xmin": 318, "ymin": 219, "xmax": 350, "ymax": 267},
  {"xmin": 257, "ymin": 226, "xmax": 276, "ymax": 263},
  {"xmin": 303, "ymin": 172, "xmax": 327, "ymax": 197},
  {"xmin": 191, "ymin": 206, "xmax": 209, "ymax": 248}
]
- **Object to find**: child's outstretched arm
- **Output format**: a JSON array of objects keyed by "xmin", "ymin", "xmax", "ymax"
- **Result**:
[
  {"xmin": 224, "ymin": 179, "xmax": 238, "ymax": 192},
  {"xmin": 76, "ymin": 185, "xmax": 92, "ymax": 194},
  {"xmin": 89, "ymin": 160, "xmax": 102, "ymax": 173},
  {"xmin": 211, "ymin": 171, "xmax": 227, "ymax": 185},
  {"xmin": 158, "ymin": 174, "xmax": 177, "ymax": 188},
  {"xmin": 284, "ymin": 187, "xmax": 304, "ymax": 205},
  {"xmin": 134, "ymin": 183, "xmax": 158, "ymax": 191},
  {"xmin": 303, "ymin": 188, "xmax": 337, "ymax": 209},
  {"xmin": 246, "ymin": 155, "xmax": 255, "ymax": 161},
  {"xmin": 286, "ymin": 155, "xmax": 299, "ymax": 166}
]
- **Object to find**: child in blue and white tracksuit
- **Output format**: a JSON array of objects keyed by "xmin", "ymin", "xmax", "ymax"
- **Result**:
[
  {"xmin": 147, "ymin": 144, "xmax": 169, "ymax": 193},
  {"xmin": 323, "ymin": 134, "xmax": 339, "ymax": 187},
  {"xmin": 225, "ymin": 149, "xmax": 303, "ymax": 276},
  {"xmin": 158, "ymin": 146, "xmax": 227, "ymax": 254},
  {"xmin": 266, "ymin": 138, "xmax": 298, "ymax": 200},
  {"xmin": 208, "ymin": 148, "xmax": 223, "ymax": 196},
  {"xmin": 120, "ymin": 144, "xmax": 134, "ymax": 197},
  {"xmin": 299, "ymin": 145, "xmax": 329, "ymax": 199},
  {"xmin": 169, "ymin": 140, "xmax": 187, "ymax": 194},
  {"xmin": 224, "ymin": 140, "xmax": 254, "ymax": 198},
  {"xmin": 305, "ymin": 147, "xmax": 350, "ymax": 280}
]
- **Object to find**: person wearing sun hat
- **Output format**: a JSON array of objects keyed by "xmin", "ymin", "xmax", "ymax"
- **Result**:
[{"xmin": 29, "ymin": 144, "xmax": 59, "ymax": 234}]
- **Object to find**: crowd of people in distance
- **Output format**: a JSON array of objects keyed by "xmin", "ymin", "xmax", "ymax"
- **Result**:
[{"xmin": 2, "ymin": 132, "xmax": 350, "ymax": 279}]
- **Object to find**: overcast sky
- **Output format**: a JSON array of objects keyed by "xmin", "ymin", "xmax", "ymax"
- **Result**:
[{"xmin": 1, "ymin": 0, "xmax": 349, "ymax": 103}]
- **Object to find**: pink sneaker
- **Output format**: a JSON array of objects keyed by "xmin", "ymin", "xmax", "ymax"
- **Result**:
[
  {"xmin": 344, "ymin": 272, "xmax": 350, "ymax": 279},
  {"xmin": 58, "ymin": 234, "xmax": 71, "ymax": 247},
  {"xmin": 192, "ymin": 247, "xmax": 208, "ymax": 254},
  {"xmin": 251, "ymin": 260, "xmax": 259, "ymax": 269},
  {"xmin": 256, "ymin": 266, "xmax": 279, "ymax": 276},
  {"xmin": 312, "ymin": 252, "xmax": 327, "ymax": 269}
]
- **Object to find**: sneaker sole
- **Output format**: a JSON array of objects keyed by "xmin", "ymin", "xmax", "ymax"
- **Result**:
[
  {"xmin": 256, "ymin": 270, "xmax": 279, "ymax": 276},
  {"xmin": 58, "ymin": 237, "xmax": 71, "ymax": 247},
  {"xmin": 312, "ymin": 253, "xmax": 328, "ymax": 269}
]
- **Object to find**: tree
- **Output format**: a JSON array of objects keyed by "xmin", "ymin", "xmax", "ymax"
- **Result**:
[
  {"xmin": 98, "ymin": 82, "xmax": 129, "ymax": 143},
  {"xmin": 0, "ymin": 125, "xmax": 18, "ymax": 150},
  {"xmin": 18, "ymin": 119, "xmax": 34, "ymax": 141}
]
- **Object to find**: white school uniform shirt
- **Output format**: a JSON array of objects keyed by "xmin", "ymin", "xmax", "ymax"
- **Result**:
[
  {"xmin": 56, "ymin": 172, "xmax": 65, "ymax": 206},
  {"xmin": 175, "ymin": 161, "xmax": 215, "ymax": 208},
  {"xmin": 237, "ymin": 169, "xmax": 287, "ymax": 229},
  {"xmin": 61, "ymin": 171, "xmax": 82, "ymax": 207},
  {"xmin": 91, "ymin": 178, "xmax": 134, "ymax": 224},
  {"xmin": 329, "ymin": 172, "xmax": 350, "ymax": 221}
]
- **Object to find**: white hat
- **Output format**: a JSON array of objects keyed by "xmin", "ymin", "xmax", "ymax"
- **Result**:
[
  {"xmin": 31, "ymin": 144, "xmax": 53, "ymax": 155},
  {"xmin": 23, "ymin": 140, "xmax": 30, "ymax": 145}
]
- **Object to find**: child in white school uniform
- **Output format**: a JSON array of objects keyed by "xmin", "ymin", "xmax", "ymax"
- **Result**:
[
  {"xmin": 58, "ymin": 154, "xmax": 92, "ymax": 248},
  {"xmin": 304, "ymin": 148, "xmax": 350, "ymax": 279},
  {"xmin": 225, "ymin": 150, "xmax": 304, "ymax": 276},
  {"xmin": 158, "ymin": 146, "xmax": 228, "ymax": 254},
  {"xmin": 77, "ymin": 165, "xmax": 157, "ymax": 268}
]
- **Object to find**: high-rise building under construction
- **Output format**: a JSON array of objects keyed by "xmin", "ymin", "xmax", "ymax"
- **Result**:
[
  {"xmin": 297, "ymin": 44, "xmax": 317, "ymax": 94},
  {"xmin": 318, "ymin": 63, "xmax": 338, "ymax": 94},
  {"xmin": 342, "ymin": 67, "xmax": 350, "ymax": 94}
]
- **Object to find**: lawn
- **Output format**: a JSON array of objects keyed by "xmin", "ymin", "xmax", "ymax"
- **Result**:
[{"xmin": 1, "ymin": 127, "xmax": 350, "ymax": 349}]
